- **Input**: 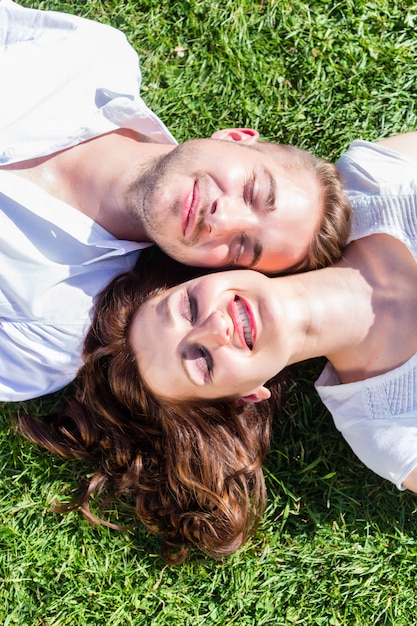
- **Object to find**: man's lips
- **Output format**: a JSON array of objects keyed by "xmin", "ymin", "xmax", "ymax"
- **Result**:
[
  {"xmin": 182, "ymin": 181, "xmax": 200, "ymax": 237},
  {"xmin": 229, "ymin": 296, "xmax": 257, "ymax": 350}
]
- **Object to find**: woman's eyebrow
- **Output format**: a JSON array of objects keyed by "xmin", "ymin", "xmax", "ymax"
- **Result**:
[
  {"xmin": 156, "ymin": 294, "xmax": 173, "ymax": 326},
  {"xmin": 181, "ymin": 352, "xmax": 201, "ymax": 387}
]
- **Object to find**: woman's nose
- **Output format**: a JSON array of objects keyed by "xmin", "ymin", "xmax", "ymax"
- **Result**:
[{"xmin": 191, "ymin": 311, "xmax": 231, "ymax": 347}]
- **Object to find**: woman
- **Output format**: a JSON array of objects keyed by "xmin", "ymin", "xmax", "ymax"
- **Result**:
[
  {"xmin": 18, "ymin": 131, "xmax": 417, "ymax": 562},
  {"xmin": 17, "ymin": 248, "xmax": 284, "ymax": 564}
]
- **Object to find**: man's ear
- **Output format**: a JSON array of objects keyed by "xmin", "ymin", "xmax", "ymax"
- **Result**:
[
  {"xmin": 211, "ymin": 128, "xmax": 260, "ymax": 144},
  {"xmin": 235, "ymin": 385, "xmax": 271, "ymax": 406}
]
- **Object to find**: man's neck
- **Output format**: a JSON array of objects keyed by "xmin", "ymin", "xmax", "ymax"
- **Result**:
[{"xmin": 1, "ymin": 129, "xmax": 175, "ymax": 241}]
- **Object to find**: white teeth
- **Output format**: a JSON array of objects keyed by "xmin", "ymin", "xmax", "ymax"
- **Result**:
[{"xmin": 236, "ymin": 298, "xmax": 253, "ymax": 349}]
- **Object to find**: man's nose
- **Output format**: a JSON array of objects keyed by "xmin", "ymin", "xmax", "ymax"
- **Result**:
[
  {"xmin": 206, "ymin": 196, "xmax": 256, "ymax": 237},
  {"xmin": 190, "ymin": 311, "xmax": 231, "ymax": 347}
]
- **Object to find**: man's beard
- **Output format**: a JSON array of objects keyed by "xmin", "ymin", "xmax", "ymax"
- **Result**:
[{"xmin": 124, "ymin": 141, "xmax": 203, "ymax": 255}]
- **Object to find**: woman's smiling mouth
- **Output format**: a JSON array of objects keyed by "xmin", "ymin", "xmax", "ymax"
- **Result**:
[{"xmin": 229, "ymin": 295, "xmax": 256, "ymax": 350}]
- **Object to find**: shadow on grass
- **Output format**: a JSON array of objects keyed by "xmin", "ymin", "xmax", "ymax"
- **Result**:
[
  {"xmin": 1, "ymin": 362, "xmax": 416, "ymax": 568},
  {"xmin": 263, "ymin": 359, "xmax": 417, "ymax": 545}
]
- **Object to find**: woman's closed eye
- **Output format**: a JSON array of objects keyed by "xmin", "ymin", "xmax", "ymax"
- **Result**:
[
  {"xmin": 179, "ymin": 289, "xmax": 197, "ymax": 323},
  {"xmin": 191, "ymin": 345, "xmax": 213, "ymax": 383},
  {"xmin": 179, "ymin": 291, "xmax": 212, "ymax": 383}
]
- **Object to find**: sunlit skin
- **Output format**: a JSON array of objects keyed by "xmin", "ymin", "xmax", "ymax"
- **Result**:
[
  {"xmin": 129, "ymin": 258, "xmax": 374, "ymax": 403},
  {"xmin": 130, "ymin": 262, "xmax": 360, "ymax": 403}
]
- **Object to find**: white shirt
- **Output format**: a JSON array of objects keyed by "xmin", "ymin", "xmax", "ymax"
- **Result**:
[
  {"xmin": 0, "ymin": 0, "xmax": 176, "ymax": 163},
  {"xmin": 315, "ymin": 141, "xmax": 417, "ymax": 489},
  {"xmin": 0, "ymin": 0, "xmax": 177, "ymax": 401}
]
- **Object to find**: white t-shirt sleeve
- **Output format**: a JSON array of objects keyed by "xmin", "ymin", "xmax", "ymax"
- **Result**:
[
  {"xmin": 317, "ymin": 141, "xmax": 417, "ymax": 490},
  {"xmin": 315, "ymin": 362, "xmax": 417, "ymax": 491},
  {"xmin": 336, "ymin": 417, "xmax": 417, "ymax": 491},
  {"xmin": 0, "ymin": 320, "xmax": 85, "ymax": 401},
  {"xmin": 0, "ymin": 0, "xmax": 175, "ymax": 164}
]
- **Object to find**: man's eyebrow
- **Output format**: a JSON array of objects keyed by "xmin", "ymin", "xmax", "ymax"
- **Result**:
[
  {"xmin": 246, "ymin": 167, "xmax": 276, "ymax": 267},
  {"xmin": 248, "ymin": 240, "xmax": 263, "ymax": 268},
  {"xmin": 263, "ymin": 166, "xmax": 276, "ymax": 213},
  {"xmin": 246, "ymin": 167, "xmax": 276, "ymax": 268}
]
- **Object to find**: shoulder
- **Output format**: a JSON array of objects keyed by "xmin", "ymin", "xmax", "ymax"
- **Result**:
[
  {"xmin": 336, "ymin": 137, "xmax": 417, "ymax": 200},
  {"xmin": 402, "ymin": 465, "xmax": 417, "ymax": 492},
  {"xmin": 0, "ymin": 0, "xmax": 130, "ymax": 49},
  {"xmin": 375, "ymin": 132, "xmax": 417, "ymax": 165}
]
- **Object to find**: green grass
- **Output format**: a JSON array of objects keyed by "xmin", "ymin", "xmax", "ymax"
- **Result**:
[{"xmin": 2, "ymin": 0, "xmax": 417, "ymax": 623}]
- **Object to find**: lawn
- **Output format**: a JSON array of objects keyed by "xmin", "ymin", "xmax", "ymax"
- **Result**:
[{"xmin": 1, "ymin": 0, "xmax": 417, "ymax": 624}]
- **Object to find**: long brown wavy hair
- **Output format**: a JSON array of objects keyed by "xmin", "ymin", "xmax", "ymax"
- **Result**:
[{"xmin": 17, "ymin": 248, "xmax": 282, "ymax": 564}]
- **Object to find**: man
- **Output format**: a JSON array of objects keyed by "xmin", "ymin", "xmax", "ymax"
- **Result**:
[{"xmin": 0, "ymin": 0, "xmax": 350, "ymax": 400}]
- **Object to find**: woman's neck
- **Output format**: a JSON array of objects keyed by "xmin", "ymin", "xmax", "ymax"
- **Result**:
[
  {"xmin": 272, "ymin": 234, "xmax": 417, "ymax": 384},
  {"xmin": 271, "ymin": 261, "xmax": 375, "ymax": 368}
]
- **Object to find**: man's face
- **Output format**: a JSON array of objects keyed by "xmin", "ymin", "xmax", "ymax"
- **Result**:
[{"xmin": 127, "ymin": 137, "xmax": 324, "ymax": 273}]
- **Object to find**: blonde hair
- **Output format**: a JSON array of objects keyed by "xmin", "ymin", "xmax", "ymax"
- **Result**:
[{"xmin": 257, "ymin": 142, "xmax": 351, "ymax": 273}]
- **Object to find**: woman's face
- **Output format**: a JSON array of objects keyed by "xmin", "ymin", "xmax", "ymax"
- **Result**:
[{"xmin": 129, "ymin": 270, "xmax": 289, "ymax": 402}]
